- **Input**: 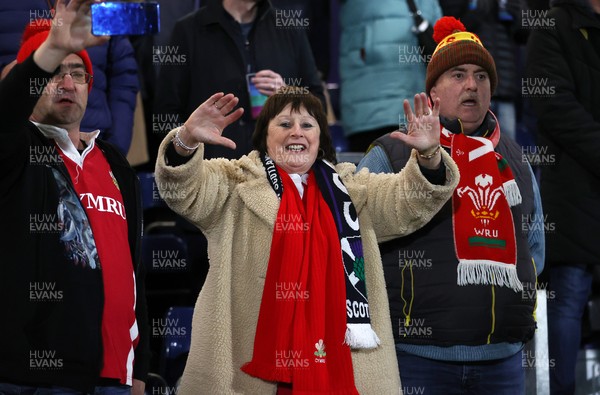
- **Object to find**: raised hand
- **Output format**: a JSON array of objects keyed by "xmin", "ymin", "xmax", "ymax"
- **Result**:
[
  {"xmin": 33, "ymin": 0, "xmax": 109, "ymax": 73},
  {"xmin": 390, "ymin": 92, "xmax": 442, "ymax": 169},
  {"xmin": 178, "ymin": 92, "xmax": 244, "ymax": 152},
  {"xmin": 48, "ymin": 0, "xmax": 109, "ymax": 53}
]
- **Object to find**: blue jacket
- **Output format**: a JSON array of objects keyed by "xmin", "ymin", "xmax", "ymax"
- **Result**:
[
  {"xmin": 0, "ymin": 2, "xmax": 139, "ymax": 155},
  {"xmin": 339, "ymin": 0, "xmax": 442, "ymax": 136}
]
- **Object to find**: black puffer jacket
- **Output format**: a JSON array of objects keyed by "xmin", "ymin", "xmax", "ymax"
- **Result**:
[{"xmin": 525, "ymin": 0, "xmax": 600, "ymax": 265}]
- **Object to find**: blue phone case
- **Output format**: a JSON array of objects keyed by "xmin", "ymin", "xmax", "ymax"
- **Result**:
[{"xmin": 91, "ymin": 2, "xmax": 160, "ymax": 36}]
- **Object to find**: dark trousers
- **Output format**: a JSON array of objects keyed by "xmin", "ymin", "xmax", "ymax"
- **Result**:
[{"xmin": 396, "ymin": 349, "xmax": 525, "ymax": 395}]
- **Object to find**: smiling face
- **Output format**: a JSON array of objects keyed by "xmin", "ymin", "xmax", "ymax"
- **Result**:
[
  {"xmin": 30, "ymin": 53, "xmax": 88, "ymax": 131},
  {"xmin": 429, "ymin": 64, "xmax": 491, "ymax": 134},
  {"xmin": 266, "ymin": 103, "xmax": 320, "ymax": 174}
]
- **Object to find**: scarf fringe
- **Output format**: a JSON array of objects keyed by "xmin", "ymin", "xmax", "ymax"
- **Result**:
[
  {"xmin": 344, "ymin": 323, "xmax": 380, "ymax": 349},
  {"xmin": 457, "ymin": 259, "xmax": 523, "ymax": 292},
  {"xmin": 502, "ymin": 180, "xmax": 522, "ymax": 207}
]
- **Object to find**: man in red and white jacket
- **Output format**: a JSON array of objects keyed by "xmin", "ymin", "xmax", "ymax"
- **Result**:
[{"xmin": 0, "ymin": 1, "xmax": 149, "ymax": 393}]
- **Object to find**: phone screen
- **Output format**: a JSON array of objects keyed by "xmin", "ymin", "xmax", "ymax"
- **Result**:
[
  {"xmin": 91, "ymin": 2, "xmax": 160, "ymax": 36},
  {"xmin": 246, "ymin": 73, "xmax": 268, "ymax": 119}
]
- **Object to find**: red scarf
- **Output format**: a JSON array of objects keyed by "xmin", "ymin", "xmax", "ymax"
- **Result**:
[
  {"xmin": 241, "ymin": 169, "xmax": 359, "ymax": 394},
  {"xmin": 440, "ymin": 117, "xmax": 523, "ymax": 292}
]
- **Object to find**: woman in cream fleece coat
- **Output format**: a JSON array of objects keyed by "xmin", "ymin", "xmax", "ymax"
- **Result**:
[{"xmin": 155, "ymin": 91, "xmax": 459, "ymax": 394}]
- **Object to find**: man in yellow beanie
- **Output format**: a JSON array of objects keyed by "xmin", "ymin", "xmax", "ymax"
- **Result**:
[
  {"xmin": 357, "ymin": 16, "xmax": 544, "ymax": 394},
  {"xmin": 0, "ymin": 1, "xmax": 149, "ymax": 393}
]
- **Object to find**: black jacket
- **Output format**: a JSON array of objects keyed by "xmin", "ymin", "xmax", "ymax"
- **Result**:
[
  {"xmin": 0, "ymin": 56, "xmax": 149, "ymax": 392},
  {"xmin": 526, "ymin": 0, "xmax": 600, "ymax": 265},
  {"xmin": 153, "ymin": 0, "xmax": 325, "ymax": 161}
]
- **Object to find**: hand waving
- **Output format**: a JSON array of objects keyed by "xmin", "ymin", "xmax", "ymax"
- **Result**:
[
  {"xmin": 48, "ymin": 0, "xmax": 109, "ymax": 53},
  {"xmin": 33, "ymin": 0, "xmax": 109, "ymax": 73},
  {"xmin": 180, "ymin": 92, "xmax": 244, "ymax": 150},
  {"xmin": 390, "ymin": 93, "xmax": 440, "ymax": 152}
]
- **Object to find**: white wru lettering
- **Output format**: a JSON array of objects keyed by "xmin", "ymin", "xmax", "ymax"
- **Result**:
[{"xmin": 79, "ymin": 193, "xmax": 126, "ymax": 219}]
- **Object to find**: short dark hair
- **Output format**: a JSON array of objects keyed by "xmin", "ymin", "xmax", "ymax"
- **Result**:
[{"xmin": 252, "ymin": 89, "xmax": 337, "ymax": 164}]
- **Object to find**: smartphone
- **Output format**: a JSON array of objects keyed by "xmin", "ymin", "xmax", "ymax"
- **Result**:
[
  {"xmin": 91, "ymin": 2, "xmax": 160, "ymax": 36},
  {"xmin": 246, "ymin": 73, "xmax": 268, "ymax": 119}
]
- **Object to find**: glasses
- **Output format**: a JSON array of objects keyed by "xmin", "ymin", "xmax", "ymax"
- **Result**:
[{"xmin": 51, "ymin": 70, "xmax": 92, "ymax": 84}]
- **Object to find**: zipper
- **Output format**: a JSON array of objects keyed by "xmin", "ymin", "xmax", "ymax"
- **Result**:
[{"xmin": 486, "ymin": 284, "xmax": 496, "ymax": 344}]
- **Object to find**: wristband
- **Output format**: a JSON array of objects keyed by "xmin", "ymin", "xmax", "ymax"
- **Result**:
[
  {"xmin": 418, "ymin": 145, "xmax": 441, "ymax": 159},
  {"xmin": 172, "ymin": 127, "xmax": 200, "ymax": 153}
]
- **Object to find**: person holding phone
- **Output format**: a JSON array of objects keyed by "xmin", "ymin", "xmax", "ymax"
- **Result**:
[
  {"xmin": 0, "ymin": 1, "xmax": 149, "ymax": 394},
  {"xmin": 0, "ymin": 1, "xmax": 139, "ymax": 157}
]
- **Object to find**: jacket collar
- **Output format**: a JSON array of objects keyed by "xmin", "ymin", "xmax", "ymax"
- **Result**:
[
  {"xmin": 235, "ymin": 153, "xmax": 368, "ymax": 226},
  {"xmin": 440, "ymin": 110, "xmax": 499, "ymax": 138},
  {"xmin": 235, "ymin": 152, "xmax": 279, "ymax": 226},
  {"xmin": 32, "ymin": 122, "xmax": 100, "ymax": 167},
  {"xmin": 552, "ymin": 0, "xmax": 600, "ymax": 29},
  {"xmin": 202, "ymin": 0, "xmax": 272, "ymax": 26},
  {"xmin": 236, "ymin": 177, "xmax": 280, "ymax": 226}
]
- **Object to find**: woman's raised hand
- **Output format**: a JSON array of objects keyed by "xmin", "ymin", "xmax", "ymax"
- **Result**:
[{"xmin": 179, "ymin": 92, "xmax": 245, "ymax": 150}]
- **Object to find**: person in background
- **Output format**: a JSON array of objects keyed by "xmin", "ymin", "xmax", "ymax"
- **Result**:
[
  {"xmin": 152, "ymin": 0, "xmax": 325, "ymax": 164},
  {"xmin": 154, "ymin": 88, "xmax": 459, "ymax": 393},
  {"xmin": 0, "ymin": 1, "xmax": 149, "ymax": 393},
  {"xmin": 526, "ymin": 0, "xmax": 600, "ymax": 393},
  {"xmin": 339, "ymin": 0, "xmax": 442, "ymax": 152},
  {"xmin": 0, "ymin": 1, "xmax": 139, "ymax": 156},
  {"xmin": 358, "ymin": 16, "xmax": 544, "ymax": 394},
  {"xmin": 438, "ymin": 0, "xmax": 530, "ymax": 142},
  {"xmin": 271, "ymin": 0, "xmax": 332, "ymax": 81}
]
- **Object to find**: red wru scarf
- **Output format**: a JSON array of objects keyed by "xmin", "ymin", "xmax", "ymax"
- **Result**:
[
  {"xmin": 241, "ymin": 168, "xmax": 359, "ymax": 394},
  {"xmin": 440, "ymin": 119, "xmax": 523, "ymax": 292}
]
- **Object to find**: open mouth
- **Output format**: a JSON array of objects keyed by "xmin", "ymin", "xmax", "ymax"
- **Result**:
[
  {"xmin": 285, "ymin": 144, "xmax": 306, "ymax": 152},
  {"xmin": 461, "ymin": 98, "xmax": 477, "ymax": 106}
]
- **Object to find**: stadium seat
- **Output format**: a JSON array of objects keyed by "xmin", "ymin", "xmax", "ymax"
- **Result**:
[
  {"xmin": 159, "ymin": 306, "xmax": 194, "ymax": 387},
  {"xmin": 138, "ymin": 171, "xmax": 166, "ymax": 211}
]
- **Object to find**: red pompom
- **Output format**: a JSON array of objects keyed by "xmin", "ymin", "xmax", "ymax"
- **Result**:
[
  {"xmin": 432, "ymin": 16, "xmax": 466, "ymax": 43},
  {"xmin": 21, "ymin": 19, "xmax": 52, "ymax": 45}
]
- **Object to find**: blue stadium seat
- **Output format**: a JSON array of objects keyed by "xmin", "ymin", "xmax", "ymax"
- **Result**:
[
  {"xmin": 142, "ymin": 233, "xmax": 200, "ymax": 385},
  {"xmin": 144, "ymin": 372, "xmax": 169, "ymax": 395},
  {"xmin": 159, "ymin": 306, "xmax": 194, "ymax": 386},
  {"xmin": 329, "ymin": 122, "xmax": 348, "ymax": 153},
  {"xmin": 138, "ymin": 172, "xmax": 166, "ymax": 211}
]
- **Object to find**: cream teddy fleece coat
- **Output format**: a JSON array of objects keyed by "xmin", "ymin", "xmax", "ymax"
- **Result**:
[{"xmin": 155, "ymin": 129, "xmax": 459, "ymax": 394}]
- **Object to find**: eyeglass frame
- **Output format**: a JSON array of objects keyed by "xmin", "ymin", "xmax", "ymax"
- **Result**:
[{"xmin": 50, "ymin": 69, "xmax": 93, "ymax": 85}]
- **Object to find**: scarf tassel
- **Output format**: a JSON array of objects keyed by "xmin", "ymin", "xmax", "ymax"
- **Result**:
[
  {"xmin": 457, "ymin": 260, "xmax": 523, "ymax": 292},
  {"xmin": 502, "ymin": 180, "xmax": 522, "ymax": 207},
  {"xmin": 344, "ymin": 323, "xmax": 380, "ymax": 349}
]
